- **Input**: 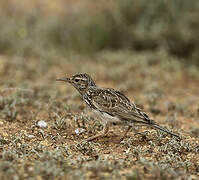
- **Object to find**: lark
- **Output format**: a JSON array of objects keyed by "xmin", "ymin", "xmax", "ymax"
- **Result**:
[{"xmin": 56, "ymin": 73, "xmax": 180, "ymax": 141}]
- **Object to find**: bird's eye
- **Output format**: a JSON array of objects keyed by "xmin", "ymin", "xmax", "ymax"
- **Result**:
[{"xmin": 75, "ymin": 79, "xmax": 80, "ymax": 82}]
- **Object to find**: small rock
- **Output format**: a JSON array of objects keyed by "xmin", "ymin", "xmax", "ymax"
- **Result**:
[
  {"xmin": 37, "ymin": 120, "xmax": 47, "ymax": 128},
  {"xmin": 27, "ymin": 135, "xmax": 35, "ymax": 139},
  {"xmin": 75, "ymin": 128, "xmax": 85, "ymax": 135}
]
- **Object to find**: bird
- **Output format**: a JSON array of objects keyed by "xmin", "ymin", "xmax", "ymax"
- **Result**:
[{"xmin": 56, "ymin": 73, "xmax": 180, "ymax": 141}]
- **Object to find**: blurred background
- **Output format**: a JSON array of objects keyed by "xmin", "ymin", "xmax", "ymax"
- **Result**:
[{"xmin": 0, "ymin": 0, "xmax": 199, "ymax": 62}]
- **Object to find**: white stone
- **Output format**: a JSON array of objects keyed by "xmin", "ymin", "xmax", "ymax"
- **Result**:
[
  {"xmin": 37, "ymin": 120, "xmax": 47, "ymax": 128},
  {"xmin": 27, "ymin": 135, "xmax": 35, "ymax": 139},
  {"xmin": 75, "ymin": 128, "xmax": 85, "ymax": 135}
]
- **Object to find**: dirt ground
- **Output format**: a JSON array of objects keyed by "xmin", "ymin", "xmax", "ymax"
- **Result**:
[{"xmin": 0, "ymin": 51, "xmax": 199, "ymax": 179}]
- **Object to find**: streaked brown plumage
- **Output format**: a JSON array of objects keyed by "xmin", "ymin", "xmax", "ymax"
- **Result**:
[{"xmin": 56, "ymin": 73, "xmax": 180, "ymax": 141}]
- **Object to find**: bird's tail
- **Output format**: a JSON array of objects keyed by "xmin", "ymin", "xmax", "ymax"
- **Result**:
[{"xmin": 152, "ymin": 123, "xmax": 180, "ymax": 139}]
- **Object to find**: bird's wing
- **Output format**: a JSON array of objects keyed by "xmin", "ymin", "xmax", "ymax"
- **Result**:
[{"xmin": 91, "ymin": 88, "xmax": 155, "ymax": 125}]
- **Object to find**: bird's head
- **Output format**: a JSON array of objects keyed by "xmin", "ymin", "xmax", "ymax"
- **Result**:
[{"xmin": 56, "ymin": 73, "xmax": 96, "ymax": 94}]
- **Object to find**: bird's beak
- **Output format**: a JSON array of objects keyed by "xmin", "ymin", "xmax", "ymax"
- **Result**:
[{"xmin": 56, "ymin": 77, "xmax": 71, "ymax": 82}]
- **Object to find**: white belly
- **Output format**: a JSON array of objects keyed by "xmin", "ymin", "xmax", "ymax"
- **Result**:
[{"xmin": 93, "ymin": 110, "xmax": 121, "ymax": 124}]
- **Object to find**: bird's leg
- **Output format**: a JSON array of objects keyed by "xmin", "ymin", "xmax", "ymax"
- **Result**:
[
  {"xmin": 86, "ymin": 122, "xmax": 109, "ymax": 141},
  {"xmin": 120, "ymin": 126, "xmax": 132, "ymax": 142}
]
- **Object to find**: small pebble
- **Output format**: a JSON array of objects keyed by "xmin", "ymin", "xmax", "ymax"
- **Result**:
[
  {"xmin": 37, "ymin": 120, "xmax": 47, "ymax": 128},
  {"xmin": 27, "ymin": 135, "xmax": 35, "ymax": 139},
  {"xmin": 75, "ymin": 128, "xmax": 85, "ymax": 135}
]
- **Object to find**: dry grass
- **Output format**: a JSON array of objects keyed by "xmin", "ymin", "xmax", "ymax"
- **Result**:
[
  {"xmin": 0, "ymin": 51, "xmax": 199, "ymax": 179},
  {"xmin": 0, "ymin": 1, "xmax": 199, "ymax": 179}
]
